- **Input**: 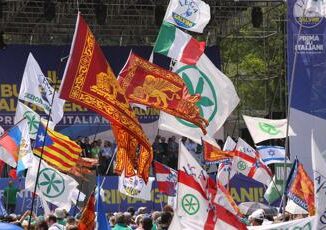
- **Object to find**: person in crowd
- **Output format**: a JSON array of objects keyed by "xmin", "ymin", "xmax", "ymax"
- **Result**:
[
  {"xmin": 167, "ymin": 136, "xmax": 178, "ymax": 169},
  {"xmin": 82, "ymin": 137, "xmax": 92, "ymax": 158},
  {"xmin": 248, "ymin": 209, "xmax": 265, "ymax": 226},
  {"xmin": 152, "ymin": 135, "xmax": 161, "ymax": 162},
  {"xmin": 53, "ymin": 208, "xmax": 66, "ymax": 228},
  {"xmin": 159, "ymin": 137, "xmax": 168, "ymax": 163},
  {"xmin": 141, "ymin": 216, "xmax": 153, "ymax": 230},
  {"xmin": 112, "ymin": 213, "xmax": 132, "ymax": 230},
  {"xmin": 156, "ymin": 212, "xmax": 172, "ymax": 230},
  {"xmin": 127, "ymin": 206, "xmax": 135, "ymax": 217},
  {"xmin": 100, "ymin": 140, "xmax": 114, "ymax": 175},
  {"xmin": 3, "ymin": 180, "xmax": 20, "ymax": 214},
  {"xmin": 90, "ymin": 140, "xmax": 100, "ymax": 159},
  {"xmin": 216, "ymin": 139, "xmax": 224, "ymax": 149},
  {"xmin": 134, "ymin": 214, "xmax": 144, "ymax": 230},
  {"xmin": 36, "ymin": 220, "xmax": 49, "ymax": 230}
]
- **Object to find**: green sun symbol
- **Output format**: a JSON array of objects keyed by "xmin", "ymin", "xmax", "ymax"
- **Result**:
[
  {"xmin": 182, "ymin": 72, "xmax": 214, "ymax": 117},
  {"xmin": 38, "ymin": 168, "xmax": 65, "ymax": 198}
]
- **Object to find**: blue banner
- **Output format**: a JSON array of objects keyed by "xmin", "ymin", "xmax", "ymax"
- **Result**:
[
  {"xmin": 0, "ymin": 174, "xmax": 267, "ymax": 215},
  {"xmin": 0, "ymin": 45, "xmax": 220, "ymax": 138},
  {"xmin": 287, "ymin": 0, "xmax": 326, "ymax": 176}
]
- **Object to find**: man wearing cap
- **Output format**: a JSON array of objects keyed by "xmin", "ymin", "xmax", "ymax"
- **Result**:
[{"xmin": 248, "ymin": 209, "xmax": 265, "ymax": 226}]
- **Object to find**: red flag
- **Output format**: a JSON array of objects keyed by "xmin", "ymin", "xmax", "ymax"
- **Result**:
[
  {"xmin": 78, "ymin": 193, "xmax": 95, "ymax": 230},
  {"xmin": 8, "ymin": 169, "xmax": 17, "ymax": 180},
  {"xmin": 118, "ymin": 52, "xmax": 208, "ymax": 134},
  {"xmin": 202, "ymin": 138, "xmax": 235, "ymax": 164},
  {"xmin": 288, "ymin": 161, "xmax": 315, "ymax": 216},
  {"xmin": 153, "ymin": 161, "xmax": 177, "ymax": 196},
  {"xmin": 59, "ymin": 13, "xmax": 153, "ymax": 182}
]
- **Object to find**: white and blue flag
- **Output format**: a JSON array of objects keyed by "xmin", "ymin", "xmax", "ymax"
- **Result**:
[{"xmin": 256, "ymin": 146, "xmax": 288, "ymax": 165}]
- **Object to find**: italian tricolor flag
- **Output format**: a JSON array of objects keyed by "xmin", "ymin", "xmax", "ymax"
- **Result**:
[{"xmin": 154, "ymin": 21, "xmax": 205, "ymax": 65}]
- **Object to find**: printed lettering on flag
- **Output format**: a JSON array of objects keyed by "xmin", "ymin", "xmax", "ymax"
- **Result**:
[
  {"xmin": 18, "ymin": 53, "xmax": 65, "ymax": 124},
  {"xmin": 153, "ymin": 161, "xmax": 178, "ymax": 196},
  {"xmin": 164, "ymin": 0, "xmax": 211, "ymax": 33}
]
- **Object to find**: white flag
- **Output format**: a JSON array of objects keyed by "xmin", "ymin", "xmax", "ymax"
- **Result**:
[
  {"xmin": 118, "ymin": 172, "xmax": 154, "ymax": 201},
  {"xmin": 0, "ymin": 126, "xmax": 3, "ymax": 136},
  {"xmin": 306, "ymin": 0, "xmax": 326, "ymax": 17},
  {"xmin": 25, "ymin": 156, "xmax": 78, "ymax": 211},
  {"xmin": 159, "ymin": 54, "xmax": 239, "ymax": 144},
  {"xmin": 311, "ymin": 133, "xmax": 326, "ymax": 229},
  {"xmin": 18, "ymin": 53, "xmax": 65, "ymax": 124},
  {"xmin": 14, "ymin": 102, "xmax": 55, "ymax": 139},
  {"xmin": 243, "ymin": 115, "xmax": 296, "ymax": 144},
  {"xmin": 235, "ymin": 137, "xmax": 256, "ymax": 157},
  {"xmin": 164, "ymin": 0, "xmax": 210, "ymax": 33},
  {"xmin": 16, "ymin": 119, "xmax": 33, "ymax": 174},
  {"xmin": 256, "ymin": 146, "xmax": 288, "ymax": 165},
  {"xmin": 216, "ymin": 136, "xmax": 236, "ymax": 185}
]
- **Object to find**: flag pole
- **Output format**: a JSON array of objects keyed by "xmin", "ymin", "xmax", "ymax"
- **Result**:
[
  {"xmin": 281, "ymin": 6, "xmax": 305, "ymax": 221},
  {"xmin": 28, "ymin": 54, "xmax": 66, "ymax": 228}
]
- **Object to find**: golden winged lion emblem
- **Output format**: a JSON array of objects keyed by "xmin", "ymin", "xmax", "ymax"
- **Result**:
[{"xmin": 130, "ymin": 75, "xmax": 181, "ymax": 108}]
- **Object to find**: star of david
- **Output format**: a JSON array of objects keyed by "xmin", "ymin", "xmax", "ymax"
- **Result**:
[{"xmin": 268, "ymin": 149, "xmax": 276, "ymax": 156}]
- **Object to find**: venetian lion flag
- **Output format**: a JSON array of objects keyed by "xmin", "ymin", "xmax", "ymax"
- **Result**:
[
  {"xmin": 159, "ymin": 54, "xmax": 239, "ymax": 144},
  {"xmin": 154, "ymin": 21, "xmax": 205, "ymax": 65},
  {"xmin": 243, "ymin": 115, "xmax": 296, "ymax": 144},
  {"xmin": 33, "ymin": 122, "xmax": 81, "ymax": 172},
  {"xmin": 59, "ymin": 13, "xmax": 152, "ymax": 182},
  {"xmin": 202, "ymin": 137, "xmax": 235, "ymax": 164},
  {"xmin": 118, "ymin": 52, "xmax": 208, "ymax": 134}
]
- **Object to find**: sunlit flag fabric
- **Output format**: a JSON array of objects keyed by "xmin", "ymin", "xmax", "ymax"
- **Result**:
[
  {"xmin": 118, "ymin": 171, "xmax": 154, "ymax": 201},
  {"xmin": 0, "ymin": 119, "xmax": 32, "ymax": 169},
  {"xmin": 18, "ymin": 53, "xmax": 65, "ymax": 124},
  {"xmin": 14, "ymin": 102, "xmax": 55, "ymax": 139},
  {"xmin": 78, "ymin": 192, "xmax": 96, "ymax": 230},
  {"xmin": 96, "ymin": 177, "xmax": 110, "ymax": 230},
  {"xmin": 202, "ymin": 137, "xmax": 235, "ymax": 164},
  {"xmin": 25, "ymin": 156, "xmax": 79, "ymax": 211},
  {"xmin": 59, "ymin": 13, "xmax": 152, "ymax": 182},
  {"xmin": 153, "ymin": 161, "xmax": 178, "ymax": 196},
  {"xmin": 256, "ymin": 146, "xmax": 288, "ymax": 165},
  {"xmin": 118, "ymin": 52, "xmax": 208, "ymax": 134},
  {"xmin": 232, "ymin": 150, "xmax": 272, "ymax": 186},
  {"xmin": 154, "ymin": 21, "xmax": 205, "ymax": 65},
  {"xmin": 170, "ymin": 142, "xmax": 246, "ymax": 230},
  {"xmin": 33, "ymin": 122, "xmax": 81, "ymax": 172},
  {"xmin": 285, "ymin": 158, "xmax": 315, "ymax": 216},
  {"xmin": 311, "ymin": 133, "xmax": 326, "ymax": 228},
  {"xmin": 16, "ymin": 119, "xmax": 33, "ymax": 175},
  {"xmin": 243, "ymin": 115, "xmax": 296, "ymax": 144},
  {"xmin": 217, "ymin": 136, "xmax": 237, "ymax": 186},
  {"xmin": 159, "ymin": 54, "xmax": 239, "ymax": 144},
  {"xmin": 163, "ymin": 0, "xmax": 210, "ymax": 33}
]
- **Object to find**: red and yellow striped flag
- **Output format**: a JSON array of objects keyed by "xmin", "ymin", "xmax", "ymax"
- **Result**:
[{"xmin": 33, "ymin": 122, "xmax": 81, "ymax": 172}]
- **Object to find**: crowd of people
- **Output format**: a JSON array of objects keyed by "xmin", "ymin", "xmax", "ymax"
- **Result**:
[
  {"xmin": 0, "ymin": 205, "xmax": 175, "ymax": 230},
  {"xmin": 74, "ymin": 135, "xmax": 223, "ymax": 173}
]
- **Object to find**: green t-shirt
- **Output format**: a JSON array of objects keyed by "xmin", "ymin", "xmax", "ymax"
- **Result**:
[{"xmin": 4, "ymin": 185, "xmax": 20, "ymax": 204}]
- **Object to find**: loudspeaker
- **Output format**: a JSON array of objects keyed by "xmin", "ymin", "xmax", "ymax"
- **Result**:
[
  {"xmin": 251, "ymin": 7, "xmax": 263, "ymax": 28},
  {"xmin": 155, "ymin": 5, "xmax": 166, "ymax": 27},
  {"xmin": 95, "ymin": 3, "xmax": 107, "ymax": 25},
  {"xmin": 44, "ymin": 0, "xmax": 55, "ymax": 21}
]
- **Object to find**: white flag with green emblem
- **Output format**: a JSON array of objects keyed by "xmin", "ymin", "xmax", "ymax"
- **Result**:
[
  {"xmin": 159, "ymin": 54, "xmax": 239, "ymax": 144},
  {"xmin": 14, "ymin": 102, "xmax": 55, "ymax": 139},
  {"xmin": 18, "ymin": 53, "xmax": 65, "ymax": 124},
  {"xmin": 243, "ymin": 115, "xmax": 296, "ymax": 144},
  {"xmin": 25, "ymin": 156, "xmax": 78, "ymax": 211}
]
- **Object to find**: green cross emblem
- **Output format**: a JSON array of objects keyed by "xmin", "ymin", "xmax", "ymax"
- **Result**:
[
  {"xmin": 24, "ymin": 111, "xmax": 39, "ymax": 135},
  {"xmin": 37, "ymin": 168, "xmax": 65, "ymax": 198},
  {"xmin": 258, "ymin": 122, "xmax": 281, "ymax": 135},
  {"xmin": 181, "ymin": 194, "xmax": 200, "ymax": 215},
  {"xmin": 175, "ymin": 65, "xmax": 218, "ymax": 127},
  {"xmin": 237, "ymin": 160, "xmax": 247, "ymax": 171}
]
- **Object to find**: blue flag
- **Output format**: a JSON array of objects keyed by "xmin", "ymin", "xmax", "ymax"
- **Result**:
[{"xmin": 96, "ymin": 177, "xmax": 110, "ymax": 230}]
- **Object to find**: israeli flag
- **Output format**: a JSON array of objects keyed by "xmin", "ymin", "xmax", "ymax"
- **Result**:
[{"xmin": 256, "ymin": 146, "xmax": 289, "ymax": 165}]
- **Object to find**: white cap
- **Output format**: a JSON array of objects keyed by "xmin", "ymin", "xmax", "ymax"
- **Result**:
[{"xmin": 249, "ymin": 209, "xmax": 265, "ymax": 221}]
